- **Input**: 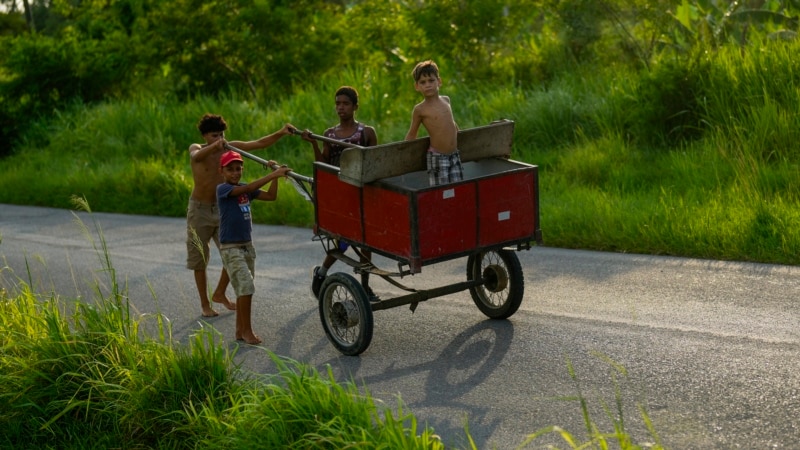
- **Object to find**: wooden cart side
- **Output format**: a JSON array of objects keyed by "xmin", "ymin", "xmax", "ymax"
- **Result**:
[{"xmin": 338, "ymin": 119, "xmax": 515, "ymax": 186}]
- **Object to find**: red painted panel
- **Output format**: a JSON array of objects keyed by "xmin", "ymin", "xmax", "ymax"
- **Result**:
[
  {"xmin": 315, "ymin": 168, "xmax": 363, "ymax": 244},
  {"xmin": 417, "ymin": 183, "xmax": 477, "ymax": 260},
  {"xmin": 478, "ymin": 171, "xmax": 536, "ymax": 246},
  {"xmin": 363, "ymin": 185, "xmax": 412, "ymax": 259},
  {"xmin": 313, "ymin": 160, "xmax": 539, "ymax": 272}
]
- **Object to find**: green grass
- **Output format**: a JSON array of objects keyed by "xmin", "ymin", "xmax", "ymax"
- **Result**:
[
  {"xmin": 4, "ymin": 38, "xmax": 800, "ymax": 264},
  {"xmin": 0, "ymin": 282, "xmax": 445, "ymax": 448}
]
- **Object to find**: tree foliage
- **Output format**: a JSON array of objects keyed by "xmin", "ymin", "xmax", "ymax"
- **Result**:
[{"xmin": 0, "ymin": 0, "xmax": 799, "ymax": 151}]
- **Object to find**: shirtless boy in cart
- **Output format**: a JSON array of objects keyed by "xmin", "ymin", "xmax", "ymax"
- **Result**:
[
  {"xmin": 404, "ymin": 60, "xmax": 463, "ymax": 186},
  {"xmin": 188, "ymin": 114, "xmax": 295, "ymax": 317}
]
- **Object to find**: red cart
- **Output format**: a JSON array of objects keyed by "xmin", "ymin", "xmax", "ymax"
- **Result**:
[{"xmin": 309, "ymin": 120, "xmax": 542, "ymax": 355}]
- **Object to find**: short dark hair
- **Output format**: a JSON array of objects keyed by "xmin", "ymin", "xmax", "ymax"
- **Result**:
[
  {"xmin": 412, "ymin": 60, "xmax": 440, "ymax": 82},
  {"xmin": 335, "ymin": 86, "xmax": 359, "ymax": 106},
  {"xmin": 197, "ymin": 113, "xmax": 227, "ymax": 135}
]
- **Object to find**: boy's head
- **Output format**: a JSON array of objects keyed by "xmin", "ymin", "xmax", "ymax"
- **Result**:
[
  {"xmin": 197, "ymin": 114, "xmax": 228, "ymax": 135},
  {"xmin": 412, "ymin": 60, "xmax": 440, "ymax": 82},
  {"xmin": 335, "ymin": 86, "xmax": 359, "ymax": 106},
  {"xmin": 220, "ymin": 150, "xmax": 243, "ymax": 168}
]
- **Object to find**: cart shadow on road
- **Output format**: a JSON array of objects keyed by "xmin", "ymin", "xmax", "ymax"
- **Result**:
[
  {"xmin": 337, "ymin": 319, "xmax": 514, "ymax": 392},
  {"xmin": 227, "ymin": 312, "xmax": 514, "ymax": 447},
  {"xmin": 358, "ymin": 319, "xmax": 514, "ymax": 447}
]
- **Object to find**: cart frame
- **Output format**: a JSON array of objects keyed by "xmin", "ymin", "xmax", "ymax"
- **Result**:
[{"xmin": 307, "ymin": 120, "xmax": 542, "ymax": 355}]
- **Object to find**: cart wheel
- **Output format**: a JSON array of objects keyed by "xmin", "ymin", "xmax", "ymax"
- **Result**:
[
  {"xmin": 318, "ymin": 272, "xmax": 374, "ymax": 356},
  {"xmin": 466, "ymin": 249, "xmax": 524, "ymax": 319}
]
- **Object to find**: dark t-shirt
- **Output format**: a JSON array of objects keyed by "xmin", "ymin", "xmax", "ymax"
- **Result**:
[
  {"xmin": 217, "ymin": 183, "xmax": 261, "ymax": 244},
  {"xmin": 324, "ymin": 123, "xmax": 368, "ymax": 167}
]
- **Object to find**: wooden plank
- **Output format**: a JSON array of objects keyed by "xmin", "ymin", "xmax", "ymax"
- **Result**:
[
  {"xmin": 338, "ymin": 139, "xmax": 428, "ymax": 187},
  {"xmin": 338, "ymin": 120, "xmax": 515, "ymax": 186},
  {"xmin": 459, "ymin": 119, "xmax": 515, "ymax": 162}
]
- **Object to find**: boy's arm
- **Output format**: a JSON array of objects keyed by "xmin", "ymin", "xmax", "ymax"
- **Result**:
[
  {"xmin": 255, "ymin": 166, "xmax": 292, "ymax": 200},
  {"xmin": 189, "ymin": 139, "xmax": 223, "ymax": 162},
  {"xmin": 301, "ymin": 130, "xmax": 329, "ymax": 162},
  {"xmin": 228, "ymin": 123, "xmax": 296, "ymax": 151},
  {"xmin": 404, "ymin": 106, "xmax": 423, "ymax": 141},
  {"xmin": 310, "ymin": 141, "xmax": 327, "ymax": 162},
  {"xmin": 256, "ymin": 178, "xmax": 280, "ymax": 201},
  {"xmin": 226, "ymin": 166, "xmax": 291, "ymax": 197},
  {"xmin": 320, "ymin": 142, "xmax": 331, "ymax": 163}
]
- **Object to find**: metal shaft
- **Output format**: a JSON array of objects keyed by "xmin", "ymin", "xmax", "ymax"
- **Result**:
[
  {"xmin": 290, "ymin": 128, "xmax": 364, "ymax": 149},
  {"xmin": 224, "ymin": 143, "xmax": 313, "ymax": 184}
]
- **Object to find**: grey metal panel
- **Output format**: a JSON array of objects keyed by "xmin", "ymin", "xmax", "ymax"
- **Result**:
[
  {"xmin": 338, "ymin": 120, "xmax": 515, "ymax": 186},
  {"xmin": 374, "ymin": 159, "xmax": 535, "ymax": 193},
  {"xmin": 459, "ymin": 119, "xmax": 515, "ymax": 162}
]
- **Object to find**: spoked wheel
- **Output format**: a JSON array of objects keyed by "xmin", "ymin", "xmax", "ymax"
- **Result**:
[
  {"xmin": 466, "ymin": 249, "xmax": 524, "ymax": 319},
  {"xmin": 318, "ymin": 272, "xmax": 374, "ymax": 356}
]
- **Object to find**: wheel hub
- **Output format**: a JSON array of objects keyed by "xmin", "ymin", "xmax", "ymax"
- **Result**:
[
  {"xmin": 482, "ymin": 264, "xmax": 509, "ymax": 292},
  {"xmin": 330, "ymin": 300, "xmax": 360, "ymax": 328}
]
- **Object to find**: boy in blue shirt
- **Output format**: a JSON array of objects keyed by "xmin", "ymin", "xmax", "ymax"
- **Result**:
[{"xmin": 217, "ymin": 150, "xmax": 290, "ymax": 345}]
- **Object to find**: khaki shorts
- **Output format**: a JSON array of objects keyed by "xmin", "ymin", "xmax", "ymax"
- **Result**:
[
  {"xmin": 186, "ymin": 198, "xmax": 220, "ymax": 270},
  {"xmin": 220, "ymin": 243, "xmax": 256, "ymax": 298}
]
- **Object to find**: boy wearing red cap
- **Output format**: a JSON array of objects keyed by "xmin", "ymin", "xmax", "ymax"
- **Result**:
[{"xmin": 217, "ymin": 150, "xmax": 290, "ymax": 345}]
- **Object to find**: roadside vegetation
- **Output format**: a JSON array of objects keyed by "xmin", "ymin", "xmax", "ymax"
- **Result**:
[{"xmin": 0, "ymin": 262, "xmax": 445, "ymax": 449}]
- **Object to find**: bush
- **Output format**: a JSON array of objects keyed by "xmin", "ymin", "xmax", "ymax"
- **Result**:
[{"xmin": 630, "ymin": 54, "xmax": 710, "ymax": 146}]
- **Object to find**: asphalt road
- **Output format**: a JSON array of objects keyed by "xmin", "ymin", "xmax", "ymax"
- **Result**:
[{"xmin": 1, "ymin": 203, "xmax": 798, "ymax": 449}]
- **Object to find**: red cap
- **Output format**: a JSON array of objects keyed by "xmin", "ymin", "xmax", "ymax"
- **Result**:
[{"xmin": 220, "ymin": 150, "xmax": 243, "ymax": 167}]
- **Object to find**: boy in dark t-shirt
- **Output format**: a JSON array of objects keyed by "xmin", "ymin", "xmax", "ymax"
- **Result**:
[
  {"xmin": 301, "ymin": 86, "xmax": 380, "ymax": 301},
  {"xmin": 217, "ymin": 150, "xmax": 290, "ymax": 345}
]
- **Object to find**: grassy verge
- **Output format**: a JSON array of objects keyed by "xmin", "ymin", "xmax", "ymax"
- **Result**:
[
  {"xmin": 3, "ymin": 39, "xmax": 800, "ymax": 264},
  {"xmin": 0, "ymin": 282, "xmax": 445, "ymax": 448}
]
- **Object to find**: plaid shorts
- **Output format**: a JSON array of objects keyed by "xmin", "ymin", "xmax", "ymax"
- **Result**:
[
  {"xmin": 220, "ymin": 243, "xmax": 256, "ymax": 298},
  {"xmin": 427, "ymin": 149, "xmax": 463, "ymax": 186}
]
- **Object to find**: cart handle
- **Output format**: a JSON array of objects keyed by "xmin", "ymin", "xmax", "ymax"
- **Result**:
[
  {"xmin": 290, "ymin": 128, "xmax": 364, "ymax": 149},
  {"xmin": 224, "ymin": 143, "xmax": 314, "ymax": 202},
  {"xmin": 224, "ymin": 143, "xmax": 313, "ymax": 184}
]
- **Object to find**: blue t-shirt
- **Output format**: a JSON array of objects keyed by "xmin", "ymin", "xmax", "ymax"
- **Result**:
[{"xmin": 217, "ymin": 183, "xmax": 262, "ymax": 244}]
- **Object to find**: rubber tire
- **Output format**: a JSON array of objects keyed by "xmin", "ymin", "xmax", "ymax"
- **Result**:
[
  {"xmin": 318, "ymin": 272, "xmax": 374, "ymax": 356},
  {"xmin": 466, "ymin": 249, "xmax": 524, "ymax": 319}
]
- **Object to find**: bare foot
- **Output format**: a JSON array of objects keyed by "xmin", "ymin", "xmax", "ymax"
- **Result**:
[
  {"xmin": 238, "ymin": 333, "xmax": 262, "ymax": 345},
  {"xmin": 212, "ymin": 295, "xmax": 236, "ymax": 311},
  {"xmin": 201, "ymin": 307, "xmax": 219, "ymax": 317}
]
